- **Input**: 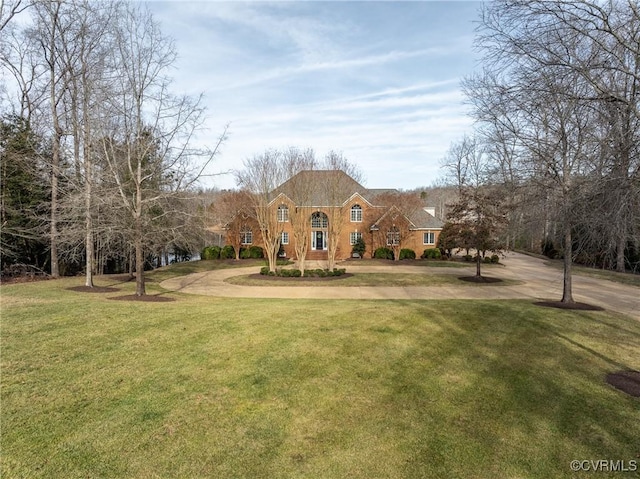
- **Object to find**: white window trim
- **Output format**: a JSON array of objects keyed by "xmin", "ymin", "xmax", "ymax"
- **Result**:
[
  {"xmin": 277, "ymin": 205, "xmax": 289, "ymax": 222},
  {"xmin": 240, "ymin": 231, "xmax": 253, "ymax": 245},
  {"xmin": 350, "ymin": 231, "xmax": 362, "ymax": 245},
  {"xmin": 423, "ymin": 231, "xmax": 435, "ymax": 245},
  {"xmin": 386, "ymin": 231, "xmax": 400, "ymax": 246},
  {"xmin": 350, "ymin": 204, "xmax": 362, "ymax": 222},
  {"xmin": 281, "ymin": 232, "xmax": 289, "ymax": 245}
]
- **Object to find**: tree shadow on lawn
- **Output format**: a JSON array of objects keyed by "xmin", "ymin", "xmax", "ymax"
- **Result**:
[
  {"xmin": 402, "ymin": 305, "xmax": 640, "ymax": 476},
  {"xmin": 534, "ymin": 301, "xmax": 604, "ymax": 312},
  {"xmin": 108, "ymin": 293, "xmax": 175, "ymax": 302},
  {"xmin": 457, "ymin": 275, "xmax": 503, "ymax": 284}
]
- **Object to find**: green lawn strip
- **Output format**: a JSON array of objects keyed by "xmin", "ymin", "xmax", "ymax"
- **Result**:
[
  {"xmin": 2, "ymin": 279, "xmax": 638, "ymax": 478},
  {"xmin": 225, "ymin": 272, "xmax": 521, "ymax": 287},
  {"xmin": 542, "ymin": 259, "xmax": 640, "ymax": 287},
  {"xmin": 144, "ymin": 258, "xmax": 274, "ymax": 283}
]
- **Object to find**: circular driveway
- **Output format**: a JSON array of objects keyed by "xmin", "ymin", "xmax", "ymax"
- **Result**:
[{"xmin": 160, "ymin": 252, "xmax": 640, "ymax": 319}]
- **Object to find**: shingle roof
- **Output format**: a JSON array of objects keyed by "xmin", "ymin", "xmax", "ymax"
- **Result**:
[
  {"xmin": 272, "ymin": 170, "xmax": 372, "ymax": 206},
  {"xmin": 271, "ymin": 170, "xmax": 443, "ymax": 229}
]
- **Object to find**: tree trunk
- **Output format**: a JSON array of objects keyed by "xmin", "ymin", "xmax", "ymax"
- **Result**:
[
  {"xmin": 135, "ymin": 214, "xmax": 145, "ymax": 296},
  {"xmin": 84, "ymin": 143, "xmax": 93, "ymax": 287},
  {"xmin": 561, "ymin": 225, "xmax": 574, "ymax": 303},
  {"xmin": 476, "ymin": 251, "xmax": 482, "ymax": 278},
  {"xmin": 616, "ymin": 234, "xmax": 626, "ymax": 273}
]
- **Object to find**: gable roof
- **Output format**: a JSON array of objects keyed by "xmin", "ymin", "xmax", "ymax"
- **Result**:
[
  {"xmin": 371, "ymin": 206, "xmax": 444, "ymax": 230},
  {"xmin": 271, "ymin": 170, "xmax": 372, "ymax": 206}
]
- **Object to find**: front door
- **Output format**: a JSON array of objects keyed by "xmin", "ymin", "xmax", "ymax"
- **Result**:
[{"xmin": 312, "ymin": 230, "xmax": 327, "ymax": 250}]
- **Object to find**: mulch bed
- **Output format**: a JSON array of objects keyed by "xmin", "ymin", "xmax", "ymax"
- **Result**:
[
  {"xmin": 67, "ymin": 286, "xmax": 121, "ymax": 293},
  {"xmin": 108, "ymin": 294, "xmax": 175, "ymax": 302},
  {"xmin": 248, "ymin": 273, "xmax": 353, "ymax": 282},
  {"xmin": 457, "ymin": 276, "xmax": 503, "ymax": 284},
  {"xmin": 534, "ymin": 301, "xmax": 604, "ymax": 311},
  {"xmin": 606, "ymin": 370, "xmax": 640, "ymax": 397}
]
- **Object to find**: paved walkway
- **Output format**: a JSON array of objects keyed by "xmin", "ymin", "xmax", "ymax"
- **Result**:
[{"xmin": 160, "ymin": 252, "xmax": 640, "ymax": 319}]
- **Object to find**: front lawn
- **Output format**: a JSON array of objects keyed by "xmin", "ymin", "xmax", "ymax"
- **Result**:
[{"xmin": 1, "ymin": 277, "xmax": 638, "ymax": 478}]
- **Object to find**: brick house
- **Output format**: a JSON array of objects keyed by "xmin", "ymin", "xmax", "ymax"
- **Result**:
[{"xmin": 226, "ymin": 170, "xmax": 443, "ymax": 261}]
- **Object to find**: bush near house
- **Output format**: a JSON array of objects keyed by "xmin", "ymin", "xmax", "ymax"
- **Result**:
[
  {"xmin": 421, "ymin": 248, "xmax": 442, "ymax": 260},
  {"xmin": 351, "ymin": 237, "xmax": 366, "ymax": 258},
  {"xmin": 259, "ymin": 267, "xmax": 347, "ymax": 277},
  {"xmin": 399, "ymin": 249, "xmax": 416, "ymax": 260},
  {"xmin": 220, "ymin": 245, "xmax": 235, "ymax": 259},
  {"xmin": 374, "ymin": 247, "xmax": 394, "ymax": 260},
  {"xmin": 201, "ymin": 246, "xmax": 221, "ymax": 260},
  {"xmin": 240, "ymin": 246, "xmax": 264, "ymax": 259}
]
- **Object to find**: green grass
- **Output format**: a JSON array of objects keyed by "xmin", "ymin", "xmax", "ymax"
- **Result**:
[
  {"xmin": 2, "ymin": 276, "xmax": 639, "ymax": 478},
  {"xmin": 543, "ymin": 259, "xmax": 640, "ymax": 287},
  {"xmin": 226, "ymin": 272, "xmax": 521, "ymax": 287},
  {"xmin": 145, "ymin": 258, "xmax": 270, "ymax": 282}
]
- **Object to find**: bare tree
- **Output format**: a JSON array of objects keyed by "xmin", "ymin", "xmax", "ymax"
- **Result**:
[
  {"xmin": 443, "ymin": 136, "xmax": 507, "ymax": 278},
  {"xmin": 281, "ymin": 147, "xmax": 317, "ymax": 276},
  {"xmin": 98, "ymin": 3, "xmax": 222, "ymax": 295},
  {"xmin": 372, "ymin": 191, "xmax": 425, "ymax": 261},
  {"xmin": 235, "ymin": 149, "xmax": 288, "ymax": 273},
  {"xmin": 322, "ymin": 151, "xmax": 364, "ymax": 270}
]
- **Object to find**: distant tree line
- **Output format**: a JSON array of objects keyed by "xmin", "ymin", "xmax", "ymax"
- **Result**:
[{"xmin": 0, "ymin": 0, "xmax": 225, "ymax": 294}]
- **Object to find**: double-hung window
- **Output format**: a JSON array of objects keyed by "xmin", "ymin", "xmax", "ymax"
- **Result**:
[
  {"xmin": 240, "ymin": 228, "xmax": 252, "ymax": 245},
  {"xmin": 386, "ymin": 231, "xmax": 400, "ymax": 246},
  {"xmin": 350, "ymin": 231, "xmax": 362, "ymax": 245},
  {"xmin": 423, "ymin": 231, "xmax": 435, "ymax": 245},
  {"xmin": 277, "ymin": 205, "xmax": 289, "ymax": 222}
]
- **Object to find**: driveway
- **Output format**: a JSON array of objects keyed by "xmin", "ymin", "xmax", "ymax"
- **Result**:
[{"xmin": 160, "ymin": 252, "xmax": 640, "ymax": 319}]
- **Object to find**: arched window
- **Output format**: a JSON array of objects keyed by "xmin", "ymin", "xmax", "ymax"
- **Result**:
[
  {"xmin": 350, "ymin": 204, "xmax": 362, "ymax": 222},
  {"xmin": 311, "ymin": 211, "xmax": 328, "ymax": 228},
  {"xmin": 277, "ymin": 205, "xmax": 289, "ymax": 222}
]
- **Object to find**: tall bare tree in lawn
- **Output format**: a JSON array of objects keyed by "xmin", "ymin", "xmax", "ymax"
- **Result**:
[{"xmin": 99, "ymin": 4, "xmax": 222, "ymax": 296}]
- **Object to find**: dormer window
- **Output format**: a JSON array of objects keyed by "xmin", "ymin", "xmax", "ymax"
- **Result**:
[{"xmin": 350, "ymin": 204, "xmax": 362, "ymax": 222}]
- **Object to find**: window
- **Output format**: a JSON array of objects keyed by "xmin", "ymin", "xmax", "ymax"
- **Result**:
[
  {"xmin": 311, "ymin": 212, "xmax": 328, "ymax": 228},
  {"xmin": 350, "ymin": 231, "xmax": 362, "ymax": 245},
  {"xmin": 386, "ymin": 230, "xmax": 400, "ymax": 246},
  {"xmin": 281, "ymin": 232, "xmax": 289, "ymax": 245},
  {"xmin": 350, "ymin": 204, "xmax": 362, "ymax": 222},
  {"xmin": 423, "ymin": 231, "xmax": 435, "ymax": 245},
  {"xmin": 277, "ymin": 205, "xmax": 289, "ymax": 222},
  {"xmin": 240, "ymin": 227, "xmax": 252, "ymax": 245}
]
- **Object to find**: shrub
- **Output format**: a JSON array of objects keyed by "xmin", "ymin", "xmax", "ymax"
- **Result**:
[
  {"xmin": 421, "ymin": 248, "xmax": 442, "ymax": 260},
  {"xmin": 484, "ymin": 256, "xmax": 493, "ymax": 263},
  {"xmin": 374, "ymin": 247, "xmax": 394, "ymax": 260},
  {"xmin": 260, "ymin": 266, "xmax": 269, "ymax": 275},
  {"xmin": 490, "ymin": 254, "xmax": 500, "ymax": 264},
  {"xmin": 201, "ymin": 246, "xmax": 220, "ymax": 260},
  {"xmin": 291, "ymin": 269, "xmax": 302, "ymax": 277},
  {"xmin": 240, "ymin": 245, "xmax": 264, "ymax": 259},
  {"xmin": 399, "ymin": 248, "xmax": 416, "ymax": 260},
  {"xmin": 351, "ymin": 237, "xmax": 366, "ymax": 258},
  {"xmin": 220, "ymin": 245, "xmax": 235, "ymax": 259},
  {"xmin": 463, "ymin": 254, "xmax": 473, "ymax": 262}
]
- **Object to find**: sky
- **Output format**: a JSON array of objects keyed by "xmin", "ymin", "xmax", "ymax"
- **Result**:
[{"xmin": 145, "ymin": 1, "xmax": 482, "ymax": 191}]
